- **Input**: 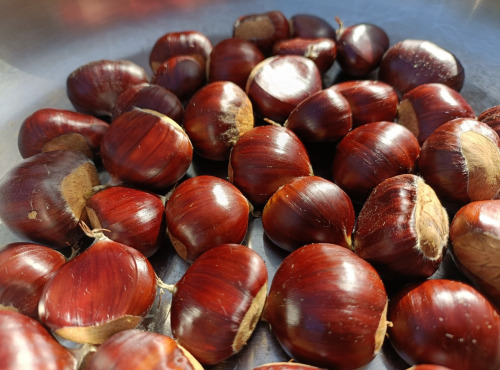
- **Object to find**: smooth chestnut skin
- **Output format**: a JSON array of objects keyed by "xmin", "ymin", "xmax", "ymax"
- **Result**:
[
  {"xmin": 388, "ymin": 279, "xmax": 500, "ymax": 370},
  {"xmin": 450, "ymin": 200, "xmax": 500, "ymax": 307},
  {"xmin": 67, "ymin": 59, "xmax": 149, "ymax": 117},
  {"xmin": 407, "ymin": 366, "xmax": 454, "ymax": 370},
  {"xmin": 171, "ymin": 244, "xmax": 268, "ymax": 365},
  {"xmin": 332, "ymin": 121, "xmax": 420, "ymax": 203},
  {"xmin": 0, "ymin": 150, "xmax": 100, "ymax": 248},
  {"xmin": 378, "ymin": 39, "xmax": 465, "ymax": 96},
  {"xmin": 262, "ymin": 176, "xmax": 355, "ymax": 252},
  {"xmin": 18, "ymin": 108, "xmax": 109, "ymax": 159},
  {"xmin": 86, "ymin": 329, "xmax": 203, "ymax": 370},
  {"xmin": 252, "ymin": 363, "xmax": 323, "ymax": 370},
  {"xmin": 100, "ymin": 108, "xmax": 193, "ymax": 192},
  {"xmin": 0, "ymin": 310, "xmax": 77, "ymax": 370},
  {"xmin": 183, "ymin": 81, "xmax": 254, "ymax": 161},
  {"xmin": 397, "ymin": 83, "xmax": 475, "ymax": 144},
  {"xmin": 289, "ymin": 14, "xmax": 336, "ymax": 40},
  {"xmin": 330, "ymin": 80, "xmax": 399, "ymax": 127},
  {"xmin": 263, "ymin": 243, "xmax": 388, "ymax": 369},
  {"xmin": 165, "ymin": 175, "xmax": 250, "ymax": 263},
  {"xmin": 228, "ymin": 125, "xmax": 313, "ymax": 207},
  {"xmin": 0, "ymin": 242, "xmax": 66, "ymax": 318},
  {"xmin": 354, "ymin": 174, "xmax": 449, "ymax": 281},
  {"xmin": 478, "ymin": 105, "xmax": 500, "ymax": 136},
  {"xmin": 86, "ymin": 186, "xmax": 166, "ymax": 258},
  {"xmin": 149, "ymin": 30, "xmax": 213, "ymax": 72},
  {"xmin": 207, "ymin": 38, "xmax": 265, "ymax": 89},
  {"xmin": 418, "ymin": 118, "xmax": 500, "ymax": 206},
  {"xmin": 246, "ymin": 55, "xmax": 322, "ymax": 123},
  {"xmin": 284, "ymin": 87, "xmax": 352, "ymax": 142},
  {"xmin": 38, "ymin": 238, "xmax": 157, "ymax": 344}
]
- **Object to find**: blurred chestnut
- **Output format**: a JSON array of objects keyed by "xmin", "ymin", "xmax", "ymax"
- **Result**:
[
  {"xmin": 18, "ymin": 108, "xmax": 109, "ymax": 159},
  {"xmin": 354, "ymin": 174, "xmax": 449, "ymax": 281},
  {"xmin": 263, "ymin": 176, "xmax": 355, "ymax": 252},
  {"xmin": 246, "ymin": 55, "xmax": 322, "ymax": 122},
  {"xmin": 332, "ymin": 121, "xmax": 420, "ymax": 203},
  {"xmin": 0, "ymin": 150, "xmax": 100, "ymax": 248},
  {"xmin": 388, "ymin": 279, "xmax": 500, "ymax": 370},
  {"xmin": 397, "ymin": 83, "xmax": 475, "ymax": 144},
  {"xmin": 478, "ymin": 105, "xmax": 500, "ymax": 136},
  {"xmin": 450, "ymin": 200, "xmax": 500, "ymax": 307},
  {"xmin": 100, "ymin": 108, "xmax": 193, "ymax": 192},
  {"xmin": 407, "ymin": 366, "xmax": 454, "ymax": 370},
  {"xmin": 330, "ymin": 80, "xmax": 399, "ymax": 127},
  {"xmin": 228, "ymin": 125, "xmax": 313, "ymax": 207},
  {"xmin": 165, "ymin": 175, "xmax": 250, "ymax": 262},
  {"xmin": 378, "ymin": 39, "xmax": 465, "ymax": 96},
  {"xmin": 66, "ymin": 59, "xmax": 149, "ymax": 118},
  {"xmin": 418, "ymin": 118, "xmax": 500, "ymax": 206},
  {"xmin": 289, "ymin": 14, "xmax": 336, "ymax": 40},
  {"xmin": 149, "ymin": 30, "xmax": 212, "ymax": 72},
  {"xmin": 252, "ymin": 363, "xmax": 323, "ymax": 370},
  {"xmin": 263, "ymin": 243, "xmax": 388, "ymax": 369},
  {"xmin": 183, "ymin": 81, "xmax": 254, "ymax": 161},
  {"xmin": 207, "ymin": 38, "xmax": 265, "ymax": 89}
]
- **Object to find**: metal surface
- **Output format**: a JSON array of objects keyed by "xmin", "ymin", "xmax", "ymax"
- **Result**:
[{"xmin": 1, "ymin": 0, "xmax": 499, "ymax": 369}]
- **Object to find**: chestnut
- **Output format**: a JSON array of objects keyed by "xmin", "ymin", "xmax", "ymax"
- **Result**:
[
  {"xmin": 449, "ymin": 200, "xmax": 500, "ymax": 307},
  {"xmin": 252, "ymin": 364, "xmax": 323, "ymax": 370},
  {"xmin": 418, "ymin": 118, "xmax": 500, "ymax": 206},
  {"xmin": 183, "ymin": 81, "xmax": 254, "ymax": 161},
  {"xmin": 165, "ymin": 175, "xmax": 250, "ymax": 263},
  {"xmin": 397, "ymin": 83, "xmax": 475, "ymax": 144},
  {"xmin": 66, "ymin": 59, "xmax": 149, "ymax": 118},
  {"xmin": 228, "ymin": 125, "xmax": 313, "ymax": 207},
  {"xmin": 263, "ymin": 243, "xmax": 388, "ymax": 369},
  {"xmin": 262, "ymin": 176, "xmax": 355, "ymax": 252},
  {"xmin": 388, "ymin": 279, "xmax": 500, "ymax": 370},
  {"xmin": 407, "ymin": 366, "xmax": 454, "ymax": 370},
  {"xmin": 353, "ymin": 174, "xmax": 449, "ymax": 281},
  {"xmin": 289, "ymin": 14, "xmax": 336, "ymax": 40},
  {"xmin": 478, "ymin": 105, "xmax": 500, "ymax": 136},
  {"xmin": 378, "ymin": 39, "xmax": 465, "ymax": 96},
  {"xmin": 332, "ymin": 121, "xmax": 420, "ymax": 203}
]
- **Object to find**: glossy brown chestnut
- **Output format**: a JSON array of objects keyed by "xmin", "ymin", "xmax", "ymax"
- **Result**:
[
  {"xmin": 183, "ymin": 81, "xmax": 254, "ymax": 161},
  {"xmin": 0, "ymin": 242, "xmax": 66, "ymax": 318},
  {"xmin": 170, "ymin": 244, "xmax": 268, "ymax": 365},
  {"xmin": 165, "ymin": 175, "xmax": 250, "ymax": 263},
  {"xmin": 262, "ymin": 176, "xmax": 355, "ymax": 252},
  {"xmin": 289, "ymin": 14, "xmax": 336, "ymax": 40},
  {"xmin": 100, "ymin": 108, "xmax": 193, "ymax": 191},
  {"xmin": 397, "ymin": 83, "xmax": 475, "ymax": 144},
  {"xmin": 378, "ymin": 39, "xmax": 465, "ymax": 96},
  {"xmin": 354, "ymin": 174, "xmax": 449, "ymax": 281},
  {"xmin": 263, "ymin": 243, "xmax": 388, "ymax": 369},
  {"xmin": 450, "ymin": 200, "xmax": 500, "ymax": 307},
  {"xmin": 0, "ymin": 150, "xmax": 100, "ymax": 248},
  {"xmin": 149, "ymin": 30, "xmax": 213, "ymax": 72},
  {"xmin": 38, "ymin": 237, "xmax": 157, "ymax": 344},
  {"xmin": 18, "ymin": 108, "xmax": 109, "ymax": 159},
  {"xmin": 228, "ymin": 125, "xmax": 314, "ymax": 207},
  {"xmin": 86, "ymin": 186, "xmax": 166, "ymax": 258},
  {"xmin": 66, "ymin": 59, "xmax": 149, "ymax": 117},
  {"xmin": 418, "ymin": 118, "xmax": 500, "ymax": 206},
  {"xmin": 284, "ymin": 87, "xmax": 352, "ymax": 142},
  {"xmin": 478, "ymin": 105, "xmax": 500, "ymax": 136},
  {"xmin": 388, "ymin": 279, "xmax": 500, "ymax": 370},
  {"xmin": 332, "ymin": 121, "xmax": 420, "ymax": 203},
  {"xmin": 86, "ymin": 329, "xmax": 203, "ymax": 370},
  {"xmin": 330, "ymin": 80, "xmax": 399, "ymax": 127},
  {"xmin": 252, "ymin": 364, "xmax": 323, "ymax": 370},
  {"xmin": 246, "ymin": 55, "xmax": 322, "ymax": 123},
  {"xmin": 207, "ymin": 38, "xmax": 265, "ymax": 89},
  {"xmin": 407, "ymin": 366, "xmax": 454, "ymax": 370},
  {"xmin": 0, "ymin": 310, "xmax": 77, "ymax": 370}
]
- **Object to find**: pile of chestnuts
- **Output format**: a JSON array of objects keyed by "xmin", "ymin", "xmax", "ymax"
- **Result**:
[{"xmin": 1, "ymin": 8, "xmax": 500, "ymax": 370}]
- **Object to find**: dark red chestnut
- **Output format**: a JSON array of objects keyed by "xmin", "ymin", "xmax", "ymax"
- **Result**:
[
  {"xmin": 388, "ymin": 279, "xmax": 500, "ymax": 370},
  {"xmin": 66, "ymin": 59, "xmax": 149, "ymax": 118},
  {"xmin": 289, "ymin": 14, "xmax": 336, "ymax": 40},
  {"xmin": 354, "ymin": 174, "xmax": 449, "ymax": 281},
  {"xmin": 262, "ymin": 176, "xmax": 355, "ymax": 252},
  {"xmin": 165, "ymin": 175, "xmax": 250, "ymax": 262},
  {"xmin": 407, "ymin": 366, "xmax": 454, "ymax": 370},
  {"xmin": 263, "ymin": 243, "xmax": 388, "ymax": 369},
  {"xmin": 252, "ymin": 363, "xmax": 324, "ymax": 370},
  {"xmin": 332, "ymin": 121, "xmax": 420, "ymax": 203},
  {"xmin": 183, "ymin": 81, "xmax": 254, "ymax": 161},
  {"xmin": 228, "ymin": 125, "xmax": 313, "ymax": 207},
  {"xmin": 378, "ymin": 39, "xmax": 465, "ymax": 96},
  {"xmin": 478, "ymin": 105, "xmax": 500, "ymax": 136},
  {"xmin": 397, "ymin": 83, "xmax": 475, "ymax": 144}
]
